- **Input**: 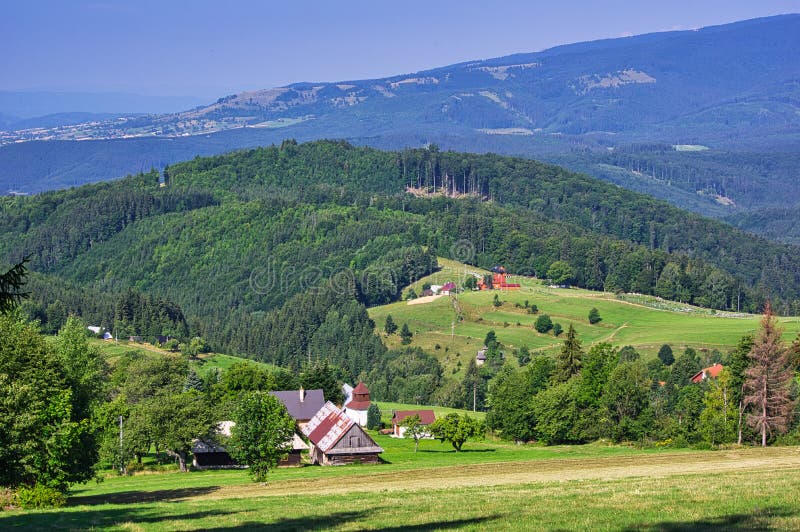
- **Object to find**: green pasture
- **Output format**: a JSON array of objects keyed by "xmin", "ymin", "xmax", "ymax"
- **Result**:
[
  {"xmin": 3, "ymin": 442, "xmax": 799, "ymax": 530},
  {"xmin": 370, "ymin": 258, "xmax": 800, "ymax": 375}
]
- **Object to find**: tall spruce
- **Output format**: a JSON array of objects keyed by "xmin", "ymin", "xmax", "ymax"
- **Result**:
[
  {"xmin": 743, "ymin": 304, "xmax": 796, "ymax": 446},
  {"xmin": 555, "ymin": 324, "xmax": 583, "ymax": 382}
]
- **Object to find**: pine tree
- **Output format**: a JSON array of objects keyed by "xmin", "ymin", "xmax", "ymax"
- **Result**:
[
  {"xmin": 400, "ymin": 323, "xmax": 413, "ymax": 345},
  {"xmin": 743, "ymin": 304, "xmax": 796, "ymax": 447},
  {"xmin": 657, "ymin": 344, "xmax": 675, "ymax": 366},
  {"xmin": 384, "ymin": 314, "xmax": 398, "ymax": 335},
  {"xmin": 588, "ymin": 307, "xmax": 601, "ymax": 324},
  {"xmin": 555, "ymin": 324, "xmax": 582, "ymax": 382}
]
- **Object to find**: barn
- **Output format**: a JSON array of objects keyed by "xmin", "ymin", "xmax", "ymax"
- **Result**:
[{"xmin": 302, "ymin": 402, "xmax": 383, "ymax": 465}]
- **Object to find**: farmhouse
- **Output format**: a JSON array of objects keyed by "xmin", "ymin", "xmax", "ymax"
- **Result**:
[
  {"xmin": 192, "ymin": 421, "xmax": 309, "ymax": 469},
  {"xmin": 690, "ymin": 363, "xmax": 724, "ymax": 383},
  {"xmin": 342, "ymin": 381, "xmax": 371, "ymax": 426},
  {"xmin": 391, "ymin": 409, "xmax": 436, "ymax": 438},
  {"xmin": 270, "ymin": 388, "xmax": 326, "ymax": 429},
  {"xmin": 302, "ymin": 401, "xmax": 383, "ymax": 465}
]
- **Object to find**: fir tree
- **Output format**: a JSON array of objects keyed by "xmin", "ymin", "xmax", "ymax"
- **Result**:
[
  {"xmin": 384, "ymin": 314, "xmax": 398, "ymax": 335},
  {"xmin": 657, "ymin": 344, "xmax": 675, "ymax": 366},
  {"xmin": 400, "ymin": 323, "xmax": 413, "ymax": 345},
  {"xmin": 743, "ymin": 304, "xmax": 796, "ymax": 446},
  {"xmin": 555, "ymin": 324, "xmax": 582, "ymax": 382}
]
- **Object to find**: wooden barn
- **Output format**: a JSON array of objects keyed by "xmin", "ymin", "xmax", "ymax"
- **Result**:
[{"xmin": 302, "ymin": 402, "xmax": 383, "ymax": 466}]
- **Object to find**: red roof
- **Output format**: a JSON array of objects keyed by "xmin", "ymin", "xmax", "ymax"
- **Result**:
[
  {"xmin": 302, "ymin": 402, "xmax": 354, "ymax": 452},
  {"xmin": 302, "ymin": 401, "xmax": 383, "ymax": 454},
  {"xmin": 690, "ymin": 363, "xmax": 724, "ymax": 383},
  {"xmin": 352, "ymin": 382, "xmax": 369, "ymax": 394},
  {"xmin": 391, "ymin": 409, "xmax": 436, "ymax": 425}
]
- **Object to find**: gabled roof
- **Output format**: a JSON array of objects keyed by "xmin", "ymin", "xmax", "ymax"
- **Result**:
[
  {"xmin": 352, "ymin": 382, "xmax": 369, "ymax": 394},
  {"xmin": 302, "ymin": 401, "xmax": 382, "ymax": 454},
  {"xmin": 303, "ymin": 401, "xmax": 354, "ymax": 452},
  {"xmin": 690, "ymin": 363, "xmax": 724, "ymax": 383},
  {"xmin": 270, "ymin": 389, "xmax": 326, "ymax": 421},
  {"xmin": 391, "ymin": 409, "xmax": 436, "ymax": 425}
]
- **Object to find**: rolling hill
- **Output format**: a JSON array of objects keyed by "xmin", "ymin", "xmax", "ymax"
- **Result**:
[{"xmin": 368, "ymin": 258, "xmax": 800, "ymax": 378}]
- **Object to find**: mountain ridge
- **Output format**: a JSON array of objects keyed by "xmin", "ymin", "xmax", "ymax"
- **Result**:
[{"xmin": 1, "ymin": 14, "xmax": 799, "ymax": 238}]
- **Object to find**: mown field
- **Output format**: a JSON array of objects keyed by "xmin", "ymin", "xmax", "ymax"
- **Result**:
[
  {"xmin": 369, "ymin": 259, "xmax": 800, "ymax": 376},
  {"xmin": 3, "ymin": 435, "xmax": 799, "ymax": 530}
]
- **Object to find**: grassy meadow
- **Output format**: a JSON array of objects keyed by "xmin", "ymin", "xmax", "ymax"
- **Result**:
[
  {"xmin": 3, "ymin": 435, "xmax": 799, "ymax": 530},
  {"xmin": 369, "ymin": 258, "xmax": 800, "ymax": 377}
]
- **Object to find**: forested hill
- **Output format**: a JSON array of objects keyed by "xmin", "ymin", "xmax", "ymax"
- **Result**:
[
  {"xmin": 2, "ymin": 15, "xmax": 799, "ymax": 227},
  {"xmin": 2, "ymin": 141, "xmax": 799, "ymax": 371}
]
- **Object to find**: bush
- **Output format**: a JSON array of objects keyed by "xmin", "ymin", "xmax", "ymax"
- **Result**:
[
  {"xmin": 534, "ymin": 314, "xmax": 553, "ymax": 333},
  {"xmin": 553, "ymin": 323, "xmax": 563, "ymax": 336},
  {"xmin": 588, "ymin": 307, "xmax": 602, "ymax": 324},
  {"xmin": 14, "ymin": 485, "xmax": 66, "ymax": 509},
  {"xmin": 0, "ymin": 488, "xmax": 15, "ymax": 510}
]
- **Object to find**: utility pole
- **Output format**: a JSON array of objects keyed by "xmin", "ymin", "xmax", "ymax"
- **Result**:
[{"xmin": 119, "ymin": 415, "xmax": 125, "ymax": 476}]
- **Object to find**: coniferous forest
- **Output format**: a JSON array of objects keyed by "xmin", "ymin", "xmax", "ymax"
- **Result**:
[{"xmin": 2, "ymin": 140, "xmax": 800, "ymax": 373}]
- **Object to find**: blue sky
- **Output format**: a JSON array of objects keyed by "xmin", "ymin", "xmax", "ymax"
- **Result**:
[{"xmin": 2, "ymin": 0, "xmax": 799, "ymax": 100}]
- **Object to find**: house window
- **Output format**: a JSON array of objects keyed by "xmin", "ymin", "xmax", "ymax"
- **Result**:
[{"xmin": 349, "ymin": 435, "xmax": 360, "ymax": 448}]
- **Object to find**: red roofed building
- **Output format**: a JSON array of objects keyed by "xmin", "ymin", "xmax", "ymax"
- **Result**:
[
  {"xmin": 302, "ymin": 402, "xmax": 383, "ymax": 465},
  {"xmin": 391, "ymin": 410, "xmax": 436, "ymax": 438},
  {"xmin": 343, "ymin": 381, "xmax": 371, "ymax": 426},
  {"xmin": 690, "ymin": 363, "xmax": 724, "ymax": 384}
]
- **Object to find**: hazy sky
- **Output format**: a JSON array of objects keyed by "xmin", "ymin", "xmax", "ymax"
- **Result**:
[{"xmin": 2, "ymin": 0, "xmax": 799, "ymax": 100}]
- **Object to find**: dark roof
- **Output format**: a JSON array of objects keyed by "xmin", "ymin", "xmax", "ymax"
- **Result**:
[
  {"xmin": 270, "ymin": 389, "xmax": 326, "ymax": 421},
  {"xmin": 391, "ymin": 409, "xmax": 436, "ymax": 425},
  {"xmin": 476, "ymin": 348, "xmax": 487, "ymax": 360}
]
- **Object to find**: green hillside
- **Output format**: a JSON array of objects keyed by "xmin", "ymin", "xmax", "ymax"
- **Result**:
[{"xmin": 369, "ymin": 258, "xmax": 800, "ymax": 377}]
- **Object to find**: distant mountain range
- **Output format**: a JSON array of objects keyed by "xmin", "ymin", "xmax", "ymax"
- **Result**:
[{"xmin": 1, "ymin": 15, "xmax": 799, "ymax": 239}]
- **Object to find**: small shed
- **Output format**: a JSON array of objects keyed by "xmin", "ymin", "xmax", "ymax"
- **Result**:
[
  {"xmin": 343, "ymin": 381, "xmax": 371, "ymax": 426},
  {"xmin": 302, "ymin": 402, "xmax": 383, "ymax": 465},
  {"xmin": 476, "ymin": 348, "xmax": 487, "ymax": 366},
  {"xmin": 391, "ymin": 410, "xmax": 436, "ymax": 438}
]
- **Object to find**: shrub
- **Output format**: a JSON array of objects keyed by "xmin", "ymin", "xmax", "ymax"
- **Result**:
[
  {"xmin": 553, "ymin": 323, "xmax": 563, "ymax": 336},
  {"xmin": 14, "ymin": 485, "xmax": 66, "ymax": 509},
  {"xmin": 534, "ymin": 314, "xmax": 553, "ymax": 333},
  {"xmin": 588, "ymin": 307, "xmax": 602, "ymax": 324}
]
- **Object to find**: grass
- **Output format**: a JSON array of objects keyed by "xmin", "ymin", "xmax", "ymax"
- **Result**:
[
  {"xmin": 375, "ymin": 401, "xmax": 486, "ymax": 423},
  {"xmin": 369, "ymin": 258, "xmax": 800, "ymax": 376},
  {"xmin": 4, "ymin": 444, "xmax": 800, "ymax": 530},
  {"xmin": 91, "ymin": 339, "xmax": 274, "ymax": 374}
]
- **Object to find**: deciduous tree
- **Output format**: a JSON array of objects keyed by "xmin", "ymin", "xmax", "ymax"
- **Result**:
[
  {"xmin": 228, "ymin": 392, "xmax": 296, "ymax": 482},
  {"xmin": 430, "ymin": 413, "xmax": 483, "ymax": 451}
]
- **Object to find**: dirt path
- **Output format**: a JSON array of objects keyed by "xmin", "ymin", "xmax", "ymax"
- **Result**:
[{"xmin": 193, "ymin": 447, "xmax": 800, "ymax": 501}]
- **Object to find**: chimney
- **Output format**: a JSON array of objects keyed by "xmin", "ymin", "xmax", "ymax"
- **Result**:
[{"xmin": 299, "ymin": 387, "xmax": 305, "ymax": 402}]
